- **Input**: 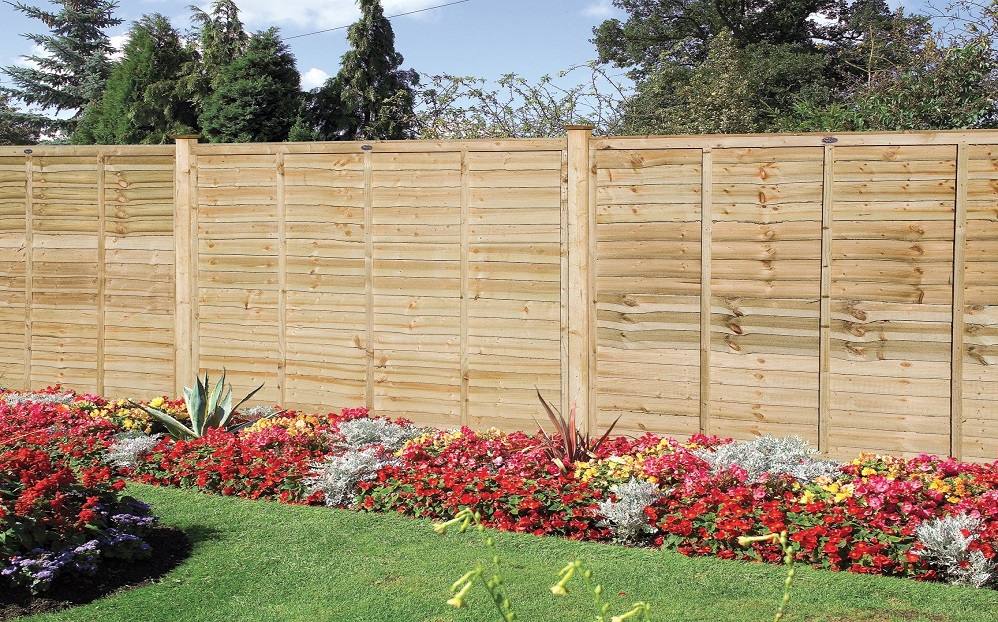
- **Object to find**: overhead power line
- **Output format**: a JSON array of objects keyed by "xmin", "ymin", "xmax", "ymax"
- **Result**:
[{"xmin": 284, "ymin": 0, "xmax": 473, "ymax": 40}]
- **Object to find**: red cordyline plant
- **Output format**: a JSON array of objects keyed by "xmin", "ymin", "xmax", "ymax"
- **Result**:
[{"xmin": 534, "ymin": 390, "xmax": 619, "ymax": 473}]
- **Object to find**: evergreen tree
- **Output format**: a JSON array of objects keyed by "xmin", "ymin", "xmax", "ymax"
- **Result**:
[
  {"xmin": 289, "ymin": 80, "xmax": 349, "ymax": 141},
  {"xmin": 181, "ymin": 0, "xmax": 248, "ymax": 121},
  {"xmin": 74, "ymin": 14, "xmax": 197, "ymax": 144},
  {"xmin": 199, "ymin": 28, "xmax": 301, "ymax": 143},
  {"xmin": 2, "ymin": 0, "xmax": 122, "ymax": 136},
  {"xmin": 0, "ymin": 91, "xmax": 41, "ymax": 145},
  {"xmin": 595, "ymin": 0, "xmax": 931, "ymax": 134},
  {"xmin": 331, "ymin": 0, "xmax": 419, "ymax": 140}
]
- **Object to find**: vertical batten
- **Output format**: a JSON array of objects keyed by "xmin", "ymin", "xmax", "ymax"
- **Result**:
[
  {"xmin": 23, "ymin": 154, "xmax": 33, "ymax": 390},
  {"xmin": 819, "ymin": 145, "xmax": 834, "ymax": 453},
  {"xmin": 951, "ymin": 142, "xmax": 969, "ymax": 460},
  {"xmin": 173, "ymin": 136, "xmax": 197, "ymax": 394},
  {"xmin": 460, "ymin": 150, "xmax": 470, "ymax": 427},
  {"xmin": 565, "ymin": 126, "xmax": 595, "ymax": 434},
  {"xmin": 277, "ymin": 151, "xmax": 288, "ymax": 405},
  {"xmin": 364, "ymin": 149, "xmax": 374, "ymax": 411},
  {"xmin": 96, "ymin": 154, "xmax": 106, "ymax": 395},
  {"xmin": 559, "ymin": 147, "xmax": 571, "ymax": 423},
  {"xmin": 699, "ymin": 148, "xmax": 713, "ymax": 435}
]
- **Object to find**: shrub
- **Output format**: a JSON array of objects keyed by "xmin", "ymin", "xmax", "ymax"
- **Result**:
[
  {"xmin": 105, "ymin": 432, "xmax": 165, "ymax": 469},
  {"xmin": 694, "ymin": 435, "xmax": 842, "ymax": 484},
  {"xmin": 915, "ymin": 513, "xmax": 995, "ymax": 588},
  {"xmin": 305, "ymin": 448, "xmax": 398, "ymax": 508},
  {"xmin": 2, "ymin": 391, "xmax": 75, "ymax": 407},
  {"xmin": 596, "ymin": 478, "xmax": 662, "ymax": 543},
  {"xmin": 338, "ymin": 417, "xmax": 425, "ymax": 452}
]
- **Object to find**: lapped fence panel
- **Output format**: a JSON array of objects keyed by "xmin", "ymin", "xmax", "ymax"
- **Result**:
[{"xmin": 3, "ymin": 131, "xmax": 998, "ymax": 461}]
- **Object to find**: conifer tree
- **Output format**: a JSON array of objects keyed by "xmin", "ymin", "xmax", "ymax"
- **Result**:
[
  {"xmin": 329, "ymin": 0, "xmax": 419, "ymax": 140},
  {"xmin": 181, "ymin": 0, "xmax": 249, "ymax": 120},
  {"xmin": 0, "ymin": 91, "xmax": 40, "ymax": 145},
  {"xmin": 199, "ymin": 28, "xmax": 301, "ymax": 143},
  {"xmin": 2, "ymin": 0, "xmax": 122, "ymax": 136},
  {"xmin": 74, "ymin": 14, "xmax": 196, "ymax": 144}
]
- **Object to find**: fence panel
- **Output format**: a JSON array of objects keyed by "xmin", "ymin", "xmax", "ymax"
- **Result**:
[
  {"xmin": 594, "ymin": 147, "xmax": 702, "ymax": 439},
  {"xmin": 3, "ymin": 131, "xmax": 998, "ymax": 460},
  {"xmin": 965, "ymin": 144, "xmax": 998, "ymax": 461},
  {"xmin": 0, "ymin": 156, "xmax": 26, "ymax": 390}
]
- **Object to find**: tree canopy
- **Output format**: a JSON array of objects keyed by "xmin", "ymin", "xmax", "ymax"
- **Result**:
[
  {"xmin": 323, "ymin": 0, "xmax": 419, "ymax": 140},
  {"xmin": 74, "ymin": 14, "xmax": 197, "ymax": 144},
  {"xmin": 199, "ymin": 28, "xmax": 301, "ymax": 143},
  {"xmin": 2, "ymin": 0, "xmax": 122, "ymax": 137}
]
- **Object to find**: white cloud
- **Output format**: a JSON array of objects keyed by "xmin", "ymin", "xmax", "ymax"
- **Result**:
[
  {"xmin": 230, "ymin": 0, "xmax": 443, "ymax": 31},
  {"xmin": 582, "ymin": 0, "xmax": 615, "ymax": 18},
  {"xmin": 108, "ymin": 34, "xmax": 129, "ymax": 61},
  {"xmin": 300, "ymin": 67, "xmax": 331, "ymax": 89}
]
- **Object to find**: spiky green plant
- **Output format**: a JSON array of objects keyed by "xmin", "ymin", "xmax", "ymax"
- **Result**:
[
  {"xmin": 131, "ymin": 370, "xmax": 262, "ymax": 440},
  {"xmin": 534, "ymin": 390, "xmax": 620, "ymax": 473}
]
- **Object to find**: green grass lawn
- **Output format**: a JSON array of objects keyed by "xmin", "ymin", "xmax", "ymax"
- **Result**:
[{"xmin": 21, "ymin": 483, "xmax": 998, "ymax": 622}]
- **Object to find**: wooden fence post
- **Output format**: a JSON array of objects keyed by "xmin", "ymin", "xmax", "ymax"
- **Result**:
[
  {"xmin": 565, "ymin": 126, "xmax": 596, "ymax": 434},
  {"xmin": 173, "ymin": 136, "xmax": 198, "ymax": 396}
]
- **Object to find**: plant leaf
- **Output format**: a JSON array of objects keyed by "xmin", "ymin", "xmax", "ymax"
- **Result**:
[
  {"xmin": 227, "ymin": 382, "xmax": 265, "ymax": 427},
  {"xmin": 129, "ymin": 401, "xmax": 196, "ymax": 440},
  {"xmin": 206, "ymin": 369, "xmax": 227, "ymax": 429},
  {"xmin": 183, "ymin": 384, "xmax": 201, "ymax": 435}
]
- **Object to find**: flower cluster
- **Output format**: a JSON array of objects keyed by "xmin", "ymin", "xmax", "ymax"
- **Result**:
[{"xmin": 0, "ymin": 396, "xmax": 158, "ymax": 593}]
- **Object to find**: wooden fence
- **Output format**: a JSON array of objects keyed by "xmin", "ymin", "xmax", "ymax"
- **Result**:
[{"xmin": 1, "ymin": 129, "xmax": 996, "ymax": 460}]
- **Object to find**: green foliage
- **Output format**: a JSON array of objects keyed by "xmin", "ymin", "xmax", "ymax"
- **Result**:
[
  {"xmin": 0, "ymin": 91, "xmax": 40, "ymax": 145},
  {"xmin": 1, "ymin": 0, "xmax": 122, "ymax": 137},
  {"xmin": 132, "ymin": 370, "xmax": 262, "ymax": 440},
  {"xmin": 330, "ymin": 0, "xmax": 419, "ymax": 140},
  {"xmin": 593, "ymin": 0, "xmax": 836, "ymax": 81},
  {"xmin": 73, "ymin": 14, "xmax": 197, "ymax": 144},
  {"xmin": 414, "ymin": 64, "xmax": 626, "ymax": 139},
  {"xmin": 199, "ymin": 28, "xmax": 301, "ymax": 143},
  {"xmin": 180, "ymin": 0, "xmax": 248, "ymax": 121},
  {"xmin": 289, "ymin": 76, "xmax": 350, "ymax": 141},
  {"xmin": 783, "ymin": 36, "xmax": 998, "ymax": 131},
  {"xmin": 596, "ymin": 0, "xmax": 968, "ymax": 135}
]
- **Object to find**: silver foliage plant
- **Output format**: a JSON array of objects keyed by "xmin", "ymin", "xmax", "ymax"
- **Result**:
[
  {"xmin": 105, "ymin": 432, "xmax": 164, "ymax": 469},
  {"xmin": 240, "ymin": 404, "xmax": 281, "ymax": 420},
  {"xmin": 337, "ymin": 417, "xmax": 425, "ymax": 453},
  {"xmin": 915, "ymin": 513, "xmax": 995, "ymax": 588},
  {"xmin": 304, "ymin": 448, "xmax": 397, "ymax": 509},
  {"xmin": 597, "ymin": 478, "xmax": 663, "ymax": 542},
  {"xmin": 3, "ymin": 391, "xmax": 75, "ymax": 407},
  {"xmin": 694, "ymin": 434, "xmax": 842, "ymax": 484}
]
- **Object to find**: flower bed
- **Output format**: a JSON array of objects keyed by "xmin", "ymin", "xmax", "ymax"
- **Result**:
[
  {"xmin": 0, "ymin": 392, "xmax": 158, "ymax": 593},
  {"xmin": 2, "ymin": 387, "xmax": 996, "ymax": 590}
]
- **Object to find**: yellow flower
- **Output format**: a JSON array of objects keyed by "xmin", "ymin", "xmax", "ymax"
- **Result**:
[
  {"xmin": 861, "ymin": 467, "xmax": 877, "ymax": 477},
  {"xmin": 150, "ymin": 397, "xmax": 165, "ymax": 408},
  {"xmin": 799, "ymin": 489, "xmax": 816, "ymax": 504}
]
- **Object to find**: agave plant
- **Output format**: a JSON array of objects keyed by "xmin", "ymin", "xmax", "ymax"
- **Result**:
[
  {"xmin": 131, "ymin": 370, "xmax": 263, "ymax": 440},
  {"xmin": 534, "ymin": 390, "xmax": 620, "ymax": 473}
]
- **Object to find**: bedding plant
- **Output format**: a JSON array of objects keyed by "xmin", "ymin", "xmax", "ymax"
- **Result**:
[
  {"xmin": 2, "ymin": 385, "xmax": 997, "ymax": 598},
  {"xmin": 0, "ymin": 390, "xmax": 158, "ymax": 594}
]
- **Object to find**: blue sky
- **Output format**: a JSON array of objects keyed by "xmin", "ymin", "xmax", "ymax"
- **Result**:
[
  {"xmin": 1, "ymin": 0, "xmax": 939, "ymax": 114},
  {"xmin": 1, "ymin": 0, "xmax": 628, "ymax": 101}
]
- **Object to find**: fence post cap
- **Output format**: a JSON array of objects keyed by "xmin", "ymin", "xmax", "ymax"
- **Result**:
[
  {"xmin": 564, "ymin": 125, "xmax": 595, "ymax": 131},
  {"xmin": 171, "ymin": 134, "xmax": 202, "ymax": 141}
]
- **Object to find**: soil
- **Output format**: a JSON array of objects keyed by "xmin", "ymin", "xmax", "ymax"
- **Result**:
[{"xmin": 0, "ymin": 526, "xmax": 192, "ymax": 621}]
